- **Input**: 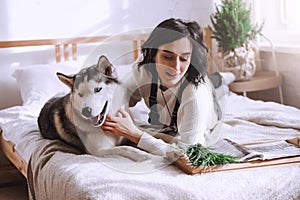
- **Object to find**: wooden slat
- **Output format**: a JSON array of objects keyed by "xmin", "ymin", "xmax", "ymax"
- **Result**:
[
  {"xmin": 55, "ymin": 44, "xmax": 61, "ymax": 63},
  {"xmin": 64, "ymin": 44, "xmax": 69, "ymax": 61},
  {"xmin": 0, "ymin": 36, "xmax": 109, "ymax": 48},
  {"xmin": 133, "ymin": 40, "xmax": 138, "ymax": 61},
  {"xmin": 203, "ymin": 27, "xmax": 214, "ymax": 74},
  {"xmin": 0, "ymin": 35, "xmax": 151, "ymax": 48},
  {"xmin": 0, "ymin": 39, "xmax": 59, "ymax": 48},
  {"xmin": 72, "ymin": 43, "xmax": 77, "ymax": 61},
  {"xmin": 203, "ymin": 27, "xmax": 212, "ymax": 54}
]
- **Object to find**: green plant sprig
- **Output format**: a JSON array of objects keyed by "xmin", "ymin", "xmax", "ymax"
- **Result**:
[{"xmin": 181, "ymin": 143, "xmax": 237, "ymax": 167}]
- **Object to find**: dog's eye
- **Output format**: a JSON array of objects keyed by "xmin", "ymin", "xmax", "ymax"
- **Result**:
[
  {"xmin": 94, "ymin": 87, "xmax": 102, "ymax": 93},
  {"xmin": 78, "ymin": 93, "xmax": 84, "ymax": 97}
]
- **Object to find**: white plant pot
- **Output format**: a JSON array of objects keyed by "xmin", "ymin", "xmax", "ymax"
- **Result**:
[{"xmin": 222, "ymin": 44, "xmax": 256, "ymax": 81}]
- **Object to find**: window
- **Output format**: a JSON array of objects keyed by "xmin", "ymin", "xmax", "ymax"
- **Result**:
[{"xmin": 254, "ymin": 0, "xmax": 300, "ymax": 49}]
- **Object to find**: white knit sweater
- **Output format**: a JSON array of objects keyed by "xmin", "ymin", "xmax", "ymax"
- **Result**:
[{"xmin": 122, "ymin": 62, "xmax": 222, "ymax": 156}]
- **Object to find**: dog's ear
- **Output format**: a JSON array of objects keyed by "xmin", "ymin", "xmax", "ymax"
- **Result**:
[
  {"xmin": 96, "ymin": 55, "xmax": 115, "ymax": 77},
  {"xmin": 57, "ymin": 72, "xmax": 75, "ymax": 89}
]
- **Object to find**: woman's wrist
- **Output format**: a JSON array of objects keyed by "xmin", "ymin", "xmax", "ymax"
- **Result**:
[{"xmin": 128, "ymin": 129, "xmax": 143, "ymax": 144}]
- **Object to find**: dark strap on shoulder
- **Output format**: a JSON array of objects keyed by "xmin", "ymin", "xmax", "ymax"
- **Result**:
[
  {"xmin": 148, "ymin": 68, "xmax": 161, "ymax": 125},
  {"xmin": 148, "ymin": 69, "xmax": 189, "ymax": 130},
  {"xmin": 170, "ymin": 79, "xmax": 189, "ymax": 127}
]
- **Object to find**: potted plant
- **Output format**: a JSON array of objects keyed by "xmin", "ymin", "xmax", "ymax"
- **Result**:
[{"xmin": 210, "ymin": 0, "xmax": 263, "ymax": 81}]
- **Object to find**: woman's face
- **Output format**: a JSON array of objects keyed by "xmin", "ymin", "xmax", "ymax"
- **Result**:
[{"xmin": 154, "ymin": 37, "xmax": 192, "ymax": 88}]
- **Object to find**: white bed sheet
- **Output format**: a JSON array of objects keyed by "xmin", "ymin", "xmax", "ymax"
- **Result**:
[
  {"xmin": 1, "ymin": 89, "xmax": 300, "ymax": 199},
  {"xmin": 222, "ymin": 92, "xmax": 300, "ymax": 144},
  {"xmin": 1, "ymin": 90, "xmax": 300, "ymax": 163},
  {"xmin": 0, "ymin": 104, "xmax": 42, "ymax": 162},
  {"xmin": 24, "ymin": 91, "xmax": 300, "ymax": 200}
]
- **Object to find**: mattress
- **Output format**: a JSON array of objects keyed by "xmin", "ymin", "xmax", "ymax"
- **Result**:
[{"xmin": 1, "ymin": 69, "xmax": 300, "ymax": 200}]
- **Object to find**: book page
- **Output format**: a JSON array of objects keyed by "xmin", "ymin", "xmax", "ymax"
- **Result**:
[
  {"xmin": 212, "ymin": 139, "xmax": 251, "ymax": 158},
  {"xmin": 244, "ymin": 140, "xmax": 300, "ymax": 160},
  {"xmin": 212, "ymin": 138, "xmax": 300, "ymax": 162}
]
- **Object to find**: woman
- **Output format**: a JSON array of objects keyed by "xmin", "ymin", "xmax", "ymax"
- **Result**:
[{"xmin": 102, "ymin": 18, "xmax": 222, "ymax": 156}]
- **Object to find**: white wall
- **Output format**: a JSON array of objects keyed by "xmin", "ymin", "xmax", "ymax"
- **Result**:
[
  {"xmin": 248, "ymin": 50, "xmax": 300, "ymax": 109},
  {"xmin": 0, "ymin": 0, "xmax": 215, "ymax": 40},
  {"xmin": 0, "ymin": 0, "xmax": 299, "ymax": 107},
  {"xmin": 0, "ymin": 0, "xmax": 217, "ymax": 66}
]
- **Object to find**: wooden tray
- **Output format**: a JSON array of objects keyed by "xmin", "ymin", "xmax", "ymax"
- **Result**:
[
  {"xmin": 166, "ymin": 151, "xmax": 300, "ymax": 175},
  {"xmin": 166, "ymin": 138, "xmax": 300, "ymax": 175}
]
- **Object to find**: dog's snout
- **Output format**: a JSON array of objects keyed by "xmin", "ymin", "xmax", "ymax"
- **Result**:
[{"xmin": 82, "ymin": 107, "xmax": 92, "ymax": 117}]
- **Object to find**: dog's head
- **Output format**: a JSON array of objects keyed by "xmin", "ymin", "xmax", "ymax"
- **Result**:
[{"xmin": 57, "ymin": 55, "xmax": 119, "ymax": 127}]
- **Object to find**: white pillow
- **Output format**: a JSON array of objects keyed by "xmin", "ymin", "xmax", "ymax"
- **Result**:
[
  {"xmin": 12, "ymin": 62, "xmax": 81, "ymax": 105},
  {"xmin": 209, "ymin": 72, "xmax": 235, "ymax": 101},
  {"xmin": 114, "ymin": 63, "xmax": 134, "ymax": 79},
  {"xmin": 219, "ymin": 72, "xmax": 235, "ymax": 85},
  {"xmin": 0, "ymin": 66, "xmax": 22, "ymax": 110}
]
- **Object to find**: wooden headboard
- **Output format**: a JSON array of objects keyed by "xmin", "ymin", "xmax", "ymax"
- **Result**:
[
  {"xmin": 203, "ymin": 27, "xmax": 213, "ymax": 73},
  {"xmin": 0, "ymin": 27, "xmax": 213, "ymax": 70},
  {"xmin": 0, "ymin": 34, "xmax": 149, "ymax": 63}
]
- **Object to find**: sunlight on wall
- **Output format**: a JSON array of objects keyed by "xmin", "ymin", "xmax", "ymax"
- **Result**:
[
  {"xmin": 0, "ymin": 0, "xmax": 215, "ymax": 66},
  {"xmin": 122, "ymin": 0, "xmax": 129, "ymax": 9},
  {"xmin": 254, "ymin": 0, "xmax": 300, "ymax": 47},
  {"xmin": 283, "ymin": 0, "xmax": 300, "ymax": 30},
  {"xmin": 1, "ymin": 0, "xmax": 214, "ymax": 40},
  {"xmin": 5, "ymin": 0, "xmax": 111, "ymax": 39}
]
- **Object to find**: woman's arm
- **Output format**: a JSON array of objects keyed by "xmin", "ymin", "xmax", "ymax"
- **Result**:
[
  {"xmin": 152, "ymin": 133, "xmax": 178, "ymax": 143},
  {"xmin": 102, "ymin": 80, "xmax": 220, "ymax": 156},
  {"xmin": 102, "ymin": 107, "xmax": 181, "ymax": 156},
  {"xmin": 102, "ymin": 108, "xmax": 178, "ymax": 144}
]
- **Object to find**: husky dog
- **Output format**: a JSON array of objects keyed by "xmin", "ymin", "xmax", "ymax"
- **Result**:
[{"xmin": 38, "ymin": 56, "xmax": 128, "ymax": 156}]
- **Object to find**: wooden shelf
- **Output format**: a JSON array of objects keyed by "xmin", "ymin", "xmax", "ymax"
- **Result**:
[{"xmin": 229, "ymin": 71, "xmax": 283, "ymax": 103}]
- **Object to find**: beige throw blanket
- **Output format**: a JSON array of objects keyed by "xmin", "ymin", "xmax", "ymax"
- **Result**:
[
  {"xmin": 27, "ymin": 96, "xmax": 300, "ymax": 200},
  {"xmin": 28, "ymin": 141, "xmax": 300, "ymax": 200},
  {"xmin": 27, "ymin": 128, "xmax": 300, "ymax": 200}
]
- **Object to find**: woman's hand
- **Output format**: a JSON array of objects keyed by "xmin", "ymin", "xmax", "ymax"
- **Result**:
[{"xmin": 101, "ymin": 108, "xmax": 143, "ymax": 144}]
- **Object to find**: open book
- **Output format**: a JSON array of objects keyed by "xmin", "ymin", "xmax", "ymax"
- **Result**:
[{"xmin": 212, "ymin": 138, "xmax": 300, "ymax": 162}]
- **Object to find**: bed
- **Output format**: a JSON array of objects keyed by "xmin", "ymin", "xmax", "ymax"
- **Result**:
[{"xmin": 0, "ymin": 28, "xmax": 300, "ymax": 200}]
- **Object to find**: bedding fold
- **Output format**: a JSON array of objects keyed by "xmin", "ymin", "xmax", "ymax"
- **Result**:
[
  {"xmin": 235, "ymin": 111, "xmax": 300, "ymax": 130},
  {"xmin": 27, "ymin": 133, "xmax": 300, "ymax": 200}
]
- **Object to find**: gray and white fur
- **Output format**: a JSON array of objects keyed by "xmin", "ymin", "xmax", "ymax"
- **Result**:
[{"xmin": 38, "ymin": 55, "xmax": 125, "ymax": 154}]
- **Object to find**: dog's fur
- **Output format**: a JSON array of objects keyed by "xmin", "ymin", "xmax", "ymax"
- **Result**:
[{"xmin": 38, "ymin": 55, "xmax": 126, "ymax": 154}]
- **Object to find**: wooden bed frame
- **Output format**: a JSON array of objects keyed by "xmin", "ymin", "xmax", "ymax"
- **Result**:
[
  {"xmin": 1, "ymin": 27, "xmax": 300, "ymax": 178},
  {"xmin": 0, "ymin": 130, "xmax": 27, "ymax": 177},
  {"xmin": 0, "ymin": 28, "xmax": 213, "ymax": 178}
]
